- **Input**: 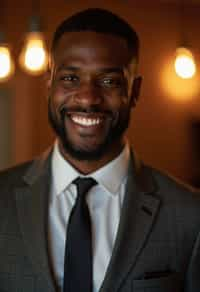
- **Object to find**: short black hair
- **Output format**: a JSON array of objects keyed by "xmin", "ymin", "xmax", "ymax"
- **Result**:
[{"xmin": 51, "ymin": 8, "xmax": 139, "ymax": 60}]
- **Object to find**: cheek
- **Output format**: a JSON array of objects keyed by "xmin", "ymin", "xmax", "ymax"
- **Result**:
[
  {"xmin": 109, "ymin": 91, "xmax": 130, "ymax": 108},
  {"xmin": 48, "ymin": 92, "xmax": 61, "ymax": 120},
  {"xmin": 50, "ymin": 82, "xmax": 76, "ymax": 107},
  {"xmin": 121, "ymin": 96, "xmax": 130, "ymax": 106},
  {"xmin": 118, "ymin": 84, "xmax": 132, "ymax": 106},
  {"xmin": 114, "ymin": 81, "xmax": 130, "ymax": 105},
  {"xmin": 48, "ymin": 87, "xmax": 66, "ymax": 111},
  {"xmin": 105, "ymin": 96, "xmax": 129, "ymax": 115}
]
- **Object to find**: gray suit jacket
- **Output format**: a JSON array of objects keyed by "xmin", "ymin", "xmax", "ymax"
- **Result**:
[{"xmin": 0, "ymin": 149, "xmax": 200, "ymax": 292}]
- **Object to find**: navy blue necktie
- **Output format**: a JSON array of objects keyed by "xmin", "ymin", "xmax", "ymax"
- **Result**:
[{"xmin": 63, "ymin": 177, "xmax": 97, "ymax": 292}]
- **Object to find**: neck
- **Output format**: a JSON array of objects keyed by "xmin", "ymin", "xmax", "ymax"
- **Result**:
[{"xmin": 58, "ymin": 140, "xmax": 126, "ymax": 175}]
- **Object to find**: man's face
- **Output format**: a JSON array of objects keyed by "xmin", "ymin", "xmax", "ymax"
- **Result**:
[{"xmin": 48, "ymin": 31, "xmax": 139, "ymax": 162}]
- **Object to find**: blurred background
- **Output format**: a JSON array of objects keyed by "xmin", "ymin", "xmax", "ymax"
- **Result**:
[{"xmin": 1, "ymin": 0, "xmax": 200, "ymax": 186}]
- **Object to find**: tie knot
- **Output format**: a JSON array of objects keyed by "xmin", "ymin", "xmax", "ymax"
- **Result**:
[{"xmin": 73, "ymin": 177, "xmax": 97, "ymax": 197}]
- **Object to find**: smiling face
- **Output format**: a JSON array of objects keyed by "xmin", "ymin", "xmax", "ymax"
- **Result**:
[{"xmin": 48, "ymin": 31, "xmax": 140, "ymax": 172}]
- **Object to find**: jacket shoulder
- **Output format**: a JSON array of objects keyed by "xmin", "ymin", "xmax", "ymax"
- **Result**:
[
  {"xmin": 0, "ymin": 161, "xmax": 33, "ymax": 187},
  {"xmin": 146, "ymin": 165, "xmax": 200, "ymax": 204},
  {"xmin": 149, "ymin": 165, "xmax": 195, "ymax": 191}
]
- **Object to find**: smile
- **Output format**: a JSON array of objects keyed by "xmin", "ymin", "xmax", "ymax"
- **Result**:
[{"xmin": 70, "ymin": 114, "xmax": 102, "ymax": 127}]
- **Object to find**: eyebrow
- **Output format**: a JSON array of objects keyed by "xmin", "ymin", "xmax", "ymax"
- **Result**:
[
  {"xmin": 99, "ymin": 67, "xmax": 124, "ymax": 74},
  {"xmin": 57, "ymin": 65, "xmax": 79, "ymax": 72},
  {"xmin": 57, "ymin": 65, "xmax": 124, "ymax": 74}
]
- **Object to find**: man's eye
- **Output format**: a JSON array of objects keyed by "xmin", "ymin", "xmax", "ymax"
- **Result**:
[
  {"xmin": 60, "ymin": 75, "xmax": 79, "ymax": 83},
  {"xmin": 101, "ymin": 78, "xmax": 121, "ymax": 88}
]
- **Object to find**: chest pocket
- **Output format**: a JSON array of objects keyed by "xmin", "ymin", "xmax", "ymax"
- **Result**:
[{"xmin": 132, "ymin": 273, "xmax": 181, "ymax": 292}]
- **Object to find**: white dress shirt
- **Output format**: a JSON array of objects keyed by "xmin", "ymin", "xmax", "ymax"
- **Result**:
[{"xmin": 48, "ymin": 141, "xmax": 130, "ymax": 292}]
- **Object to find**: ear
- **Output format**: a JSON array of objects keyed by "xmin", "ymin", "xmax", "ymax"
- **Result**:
[{"xmin": 130, "ymin": 76, "xmax": 142, "ymax": 108}]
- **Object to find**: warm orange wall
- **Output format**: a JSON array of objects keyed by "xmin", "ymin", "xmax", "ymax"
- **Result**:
[{"xmin": 2, "ymin": 0, "xmax": 200, "ymax": 184}]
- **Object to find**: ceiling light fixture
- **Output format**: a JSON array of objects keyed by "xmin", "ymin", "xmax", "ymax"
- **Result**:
[
  {"xmin": 19, "ymin": 15, "xmax": 48, "ymax": 75},
  {"xmin": 174, "ymin": 0, "xmax": 196, "ymax": 79},
  {"xmin": 0, "ymin": 0, "xmax": 14, "ymax": 82}
]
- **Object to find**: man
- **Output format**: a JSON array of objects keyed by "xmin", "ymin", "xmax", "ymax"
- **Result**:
[{"xmin": 0, "ymin": 8, "xmax": 200, "ymax": 292}]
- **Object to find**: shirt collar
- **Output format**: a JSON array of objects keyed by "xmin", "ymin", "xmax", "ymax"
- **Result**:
[
  {"xmin": 51, "ymin": 141, "xmax": 79, "ymax": 196},
  {"xmin": 92, "ymin": 144, "xmax": 130, "ymax": 194},
  {"xmin": 51, "ymin": 141, "xmax": 130, "ymax": 196}
]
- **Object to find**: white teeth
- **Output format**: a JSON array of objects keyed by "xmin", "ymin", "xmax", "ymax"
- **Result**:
[{"xmin": 71, "ymin": 116, "xmax": 101, "ymax": 126}]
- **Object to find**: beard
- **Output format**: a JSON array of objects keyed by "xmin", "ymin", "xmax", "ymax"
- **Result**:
[{"xmin": 48, "ymin": 99, "xmax": 131, "ymax": 161}]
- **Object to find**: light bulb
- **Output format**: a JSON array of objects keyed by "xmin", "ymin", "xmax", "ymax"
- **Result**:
[
  {"xmin": 174, "ymin": 47, "xmax": 196, "ymax": 79},
  {"xmin": 0, "ymin": 45, "xmax": 14, "ymax": 81},
  {"xmin": 19, "ymin": 32, "xmax": 48, "ymax": 75}
]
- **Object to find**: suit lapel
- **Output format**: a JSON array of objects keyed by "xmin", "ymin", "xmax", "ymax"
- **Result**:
[
  {"xmin": 100, "ymin": 152, "xmax": 161, "ymax": 292},
  {"xmin": 15, "ymin": 150, "xmax": 56, "ymax": 292}
]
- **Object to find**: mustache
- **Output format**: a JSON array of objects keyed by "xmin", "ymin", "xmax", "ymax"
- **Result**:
[{"xmin": 60, "ymin": 105, "xmax": 113, "ymax": 120}]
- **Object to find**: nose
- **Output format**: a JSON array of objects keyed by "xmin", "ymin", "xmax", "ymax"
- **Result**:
[{"xmin": 73, "ymin": 82, "xmax": 102, "ymax": 107}]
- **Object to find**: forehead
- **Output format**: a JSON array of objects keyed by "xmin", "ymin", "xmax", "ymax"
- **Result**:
[{"xmin": 52, "ymin": 31, "xmax": 133, "ymax": 68}]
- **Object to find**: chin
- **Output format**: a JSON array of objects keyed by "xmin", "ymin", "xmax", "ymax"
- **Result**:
[{"xmin": 61, "ymin": 140, "xmax": 111, "ymax": 161}]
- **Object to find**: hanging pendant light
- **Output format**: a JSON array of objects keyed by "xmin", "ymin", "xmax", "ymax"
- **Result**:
[
  {"xmin": 174, "ymin": 47, "xmax": 196, "ymax": 79},
  {"xmin": 174, "ymin": 0, "xmax": 196, "ymax": 79},
  {"xmin": 19, "ymin": 15, "xmax": 48, "ymax": 75},
  {"xmin": 0, "ymin": 32, "xmax": 14, "ymax": 82},
  {"xmin": 0, "ymin": 0, "xmax": 14, "ymax": 82}
]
